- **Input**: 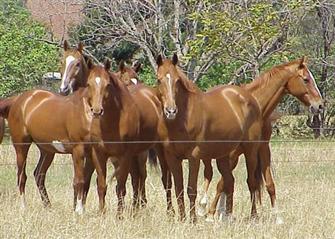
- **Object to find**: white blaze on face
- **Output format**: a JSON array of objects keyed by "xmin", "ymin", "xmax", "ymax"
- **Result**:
[
  {"xmin": 52, "ymin": 140, "xmax": 66, "ymax": 153},
  {"xmin": 307, "ymin": 69, "xmax": 322, "ymax": 97},
  {"xmin": 166, "ymin": 73, "xmax": 173, "ymax": 100},
  {"xmin": 130, "ymin": 78, "xmax": 138, "ymax": 85},
  {"xmin": 60, "ymin": 55, "xmax": 76, "ymax": 90},
  {"xmin": 95, "ymin": 77, "xmax": 101, "ymax": 86}
]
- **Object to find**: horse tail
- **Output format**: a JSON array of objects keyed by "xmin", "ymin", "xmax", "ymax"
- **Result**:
[
  {"xmin": 0, "ymin": 117, "xmax": 5, "ymax": 144},
  {"xmin": 255, "ymin": 150, "xmax": 264, "ymax": 205},
  {"xmin": 0, "ymin": 96, "xmax": 17, "ymax": 119},
  {"xmin": 148, "ymin": 148, "xmax": 158, "ymax": 168}
]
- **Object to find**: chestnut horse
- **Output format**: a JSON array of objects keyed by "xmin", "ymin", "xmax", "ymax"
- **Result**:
[
  {"xmin": 58, "ymin": 42, "xmax": 152, "ymax": 209},
  {"xmin": 155, "ymin": 54, "xmax": 323, "ymax": 222},
  {"xmin": 200, "ymin": 113, "xmax": 279, "ymax": 222},
  {"xmin": 1, "ymin": 76, "xmax": 105, "ymax": 214},
  {"xmin": 156, "ymin": 54, "xmax": 264, "ymax": 222},
  {"xmin": 205, "ymin": 57, "xmax": 323, "ymax": 222},
  {"xmin": 77, "ymin": 60, "xmax": 165, "ymax": 216}
]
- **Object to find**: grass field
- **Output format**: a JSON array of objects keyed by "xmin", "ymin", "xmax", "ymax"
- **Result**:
[{"xmin": 0, "ymin": 141, "xmax": 334, "ymax": 238}]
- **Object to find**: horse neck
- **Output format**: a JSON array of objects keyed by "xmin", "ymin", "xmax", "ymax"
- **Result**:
[
  {"xmin": 73, "ymin": 58, "xmax": 89, "ymax": 91},
  {"xmin": 104, "ymin": 80, "xmax": 134, "ymax": 118},
  {"xmin": 246, "ymin": 69, "xmax": 290, "ymax": 119},
  {"xmin": 175, "ymin": 83, "xmax": 202, "ymax": 124}
]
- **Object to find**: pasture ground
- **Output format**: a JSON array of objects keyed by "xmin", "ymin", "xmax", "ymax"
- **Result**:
[{"xmin": 0, "ymin": 142, "xmax": 334, "ymax": 238}]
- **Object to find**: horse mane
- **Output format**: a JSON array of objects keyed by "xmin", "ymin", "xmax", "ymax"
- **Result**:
[
  {"xmin": 244, "ymin": 59, "xmax": 300, "ymax": 92},
  {"xmin": 176, "ymin": 66, "xmax": 200, "ymax": 94}
]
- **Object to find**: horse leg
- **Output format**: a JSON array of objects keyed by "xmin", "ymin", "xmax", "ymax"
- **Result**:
[
  {"xmin": 33, "ymin": 150, "xmax": 55, "ymax": 207},
  {"xmin": 156, "ymin": 145, "xmax": 174, "ymax": 216},
  {"xmin": 91, "ymin": 146, "xmax": 108, "ymax": 213},
  {"xmin": 206, "ymin": 153, "xmax": 240, "ymax": 221},
  {"xmin": 198, "ymin": 158, "xmax": 212, "ymax": 217},
  {"xmin": 187, "ymin": 156, "xmax": 200, "ymax": 223},
  {"xmin": 206, "ymin": 176, "xmax": 224, "ymax": 222},
  {"xmin": 15, "ymin": 143, "xmax": 31, "ymax": 209},
  {"xmin": 259, "ymin": 143, "xmax": 283, "ymax": 224},
  {"xmin": 138, "ymin": 151, "xmax": 147, "ymax": 207},
  {"xmin": 83, "ymin": 151, "xmax": 95, "ymax": 206},
  {"xmin": 165, "ymin": 150, "xmax": 185, "ymax": 221},
  {"xmin": 216, "ymin": 157, "xmax": 235, "ymax": 221},
  {"xmin": 72, "ymin": 145, "xmax": 86, "ymax": 215},
  {"xmin": 243, "ymin": 144, "xmax": 261, "ymax": 218},
  {"xmin": 116, "ymin": 156, "xmax": 130, "ymax": 219},
  {"xmin": 130, "ymin": 156, "xmax": 140, "ymax": 210}
]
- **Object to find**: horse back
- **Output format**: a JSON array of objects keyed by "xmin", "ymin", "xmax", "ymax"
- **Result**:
[
  {"xmin": 203, "ymin": 85, "xmax": 261, "ymax": 139},
  {"xmin": 8, "ymin": 89, "xmax": 90, "ymax": 146},
  {"xmin": 130, "ymin": 85, "xmax": 163, "ymax": 151}
]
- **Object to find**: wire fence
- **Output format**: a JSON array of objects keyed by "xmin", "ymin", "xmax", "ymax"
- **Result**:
[{"xmin": 0, "ymin": 139, "xmax": 334, "ymax": 166}]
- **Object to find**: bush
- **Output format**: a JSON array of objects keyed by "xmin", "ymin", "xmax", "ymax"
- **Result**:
[{"xmin": 0, "ymin": 0, "xmax": 59, "ymax": 97}]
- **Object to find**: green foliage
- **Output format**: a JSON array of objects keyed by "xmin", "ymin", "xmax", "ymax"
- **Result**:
[
  {"xmin": 275, "ymin": 115, "xmax": 314, "ymax": 139},
  {"xmin": 139, "ymin": 65, "xmax": 156, "ymax": 87},
  {"xmin": 0, "ymin": 0, "xmax": 59, "ymax": 97}
]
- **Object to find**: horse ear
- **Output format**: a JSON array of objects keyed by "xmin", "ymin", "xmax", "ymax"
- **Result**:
[
  {"xmin": 104, "ymin": 59, "xmax": 111, "ymax": 71},
  {"xmin": 77, "ymin": 42, "xmax": 84, "ymax": 53},
  {"xmin": 87, "ymin": 58, "xmax": 93, "ymax": 70},
  {"xmin": 156, "ymin": 55, "xmax": 163, "ymax": 67},
  {"xmin": 119, "ymin": 60, "xmax": 125, "ymax": 73},
  {"xmin": 133, "ymin": 62, "xmax": 141, "ymax": 73},
  {"xmin": 299, "ymin": 56, "xmax": 307, "ymax": 68},
  {"xmin": 63, "ymin": 40, "xmax": 69, "ymax": 51},
  {"xmin": 172, "ymin": 53, "xmax": 178, "ymax": 65}
]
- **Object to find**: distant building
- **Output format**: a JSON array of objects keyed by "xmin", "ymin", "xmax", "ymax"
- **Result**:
[{"xmin": 25, "ymin": 0, "xmax": 83, "ymax": 41}]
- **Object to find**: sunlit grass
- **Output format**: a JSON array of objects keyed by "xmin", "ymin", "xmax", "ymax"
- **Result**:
[{"xmin": 0, "ymin": 143, "xmax": 334, "ymax": 238}]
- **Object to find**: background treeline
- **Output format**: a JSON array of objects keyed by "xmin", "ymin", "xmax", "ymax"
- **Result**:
[{"xmin": 1, "ymin": 0, "xmax": 335, "ymax": 137}]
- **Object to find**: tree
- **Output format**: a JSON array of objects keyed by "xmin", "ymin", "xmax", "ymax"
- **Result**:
[
  {"xmin": 71, "ymin": 0, "xmax": 217, "ymax": 81},
  {"xmin": 0, "ymin": 0, "xmax": 59, "ymax": 97},
  {"xmin": 188, "ymin": 0, "xmax": 314, "ymax": 82}
]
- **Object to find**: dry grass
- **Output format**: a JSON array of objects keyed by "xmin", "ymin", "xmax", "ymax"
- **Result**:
[{"xmin": 0, "ymin": 142, "xmax": 335, "ymax": 238}]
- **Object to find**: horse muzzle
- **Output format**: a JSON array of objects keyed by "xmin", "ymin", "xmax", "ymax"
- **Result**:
[
  {"xmin": 309, "ymin": 102, "xmax": 324, "ymax": 115},
  {"xmin": 59, "ymin": 85, "xmax": 72, "ymax": 96},
  {"xmin": 164, "ymin": 107, "xmax": 178, "ymax": 120},
  {"xmin": 91, "ymin": 108, "xmax": 104, "ymax": 117}
]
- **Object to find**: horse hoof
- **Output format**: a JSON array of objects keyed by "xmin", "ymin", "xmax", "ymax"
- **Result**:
[
  {"xmin": 205, "ymin": 215, "xmax": 215, "ymax": 223},
  {"xmin": 197, "ymin": 205, "xmax": 207, "ymax": 217},
  {"xmin": 75, "ymin": 207, "xmax": 84, "ymax": 215},
  {"xmin": 43, "ymin": 201, "xmax": 52, "ymax": 208},
  {"xmin": 167, "ymin": 208, "xmax": 175, "ymax": 217},
  {"xmin": 275, "ymin": 216, "xmax": 284, "ymax": 225},
  {"xmin": 218, "ymin": 212, "xmax": 234, "ymax": 222}
]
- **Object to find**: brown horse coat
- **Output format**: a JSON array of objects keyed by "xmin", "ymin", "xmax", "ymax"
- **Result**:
[
  {"xmin": 85, "ymin": 62, "xmax": 165, "ymax": 214},
  {"xmin": 5, "ymin": 86, "xmax": 99, "ymax": 214},
  {"xmin": 156, "ymin": 55, "xmax": 263, "ymax": 221}
]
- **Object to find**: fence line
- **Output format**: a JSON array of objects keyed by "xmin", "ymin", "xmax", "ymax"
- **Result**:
[
  {"xmin": 0, "ymin": 160, "xmax": 334, "ymax": 167},
  {"xmin": 1, "ymin": 139, "xmax": 335, "ymax": 146}
]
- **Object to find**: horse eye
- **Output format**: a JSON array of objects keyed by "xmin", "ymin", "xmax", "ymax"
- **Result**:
[
  {"xmin": 303, "ymin": 78, "xmax": 309, "ymax": 84},
  {"xmin": 76, "ymin": 62, "xmax": 80, "ymax": 67}
]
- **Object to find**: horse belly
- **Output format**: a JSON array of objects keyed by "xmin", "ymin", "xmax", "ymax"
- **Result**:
[
  {"xmin": 199, "ymin": 109, "xmax": 244, "ymax": 159},
  {"xmin": 27, "ymin": 105, "xmax": 73, "ymax": 153}
]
